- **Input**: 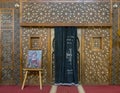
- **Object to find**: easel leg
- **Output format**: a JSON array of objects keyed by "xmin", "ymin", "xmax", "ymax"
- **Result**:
[
  {"xmin": 21, "ymin": 71, "xmax": 28, "ymax": 90},
  {"xmin": 39, "ymin": 71, "xmax": 42, "ymax": 90}
]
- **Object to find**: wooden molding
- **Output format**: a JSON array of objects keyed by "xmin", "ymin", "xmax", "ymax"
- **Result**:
[
  {"xmin": 20, "ymin": 23, "xmax": 112, "ymax": 27},
  {"xmin": 0, "ymin": 0, "xmax": 19, "ymax": 2},
  {"xmin": 23, "ymin": 0, "xmax": 111, "ymax": 2},
  {"xmin": 112, "ymin": 0, "xmax": 120, "ymax": 2}
]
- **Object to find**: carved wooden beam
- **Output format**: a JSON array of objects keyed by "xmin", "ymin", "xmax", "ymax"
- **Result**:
[{"xmin": 20, "ymin": 23, "xmax": 112, "ymax": 27}]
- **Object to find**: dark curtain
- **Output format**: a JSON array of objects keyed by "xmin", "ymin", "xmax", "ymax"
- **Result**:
[{"xmin": 55, "ymin": 27, "xmax": 78, "ymax": 84}]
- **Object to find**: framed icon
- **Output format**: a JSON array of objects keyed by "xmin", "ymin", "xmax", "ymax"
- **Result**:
[{"xmin": 26, "ymin": 50, "xmax": 42, "ymax": 68}]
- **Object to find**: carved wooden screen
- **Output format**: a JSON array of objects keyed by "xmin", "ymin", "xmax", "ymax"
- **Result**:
[
  {"xmin": 21, "ymin": 1, "xmax": 111, "ymax": 26},
  {"xmin": 0, "ymin": 8, "xmax": 14, "ymax": 84},
  {"xmin": 21, "ymin": 27, "xmax": 51, "ymax": 84},
  {"xmin": 82, "ymin": 27, "xmax": 111, "ymax": 85},
  {"xmin": 113, "ymin": 8, "xmax": 120, "ymax": 84}
]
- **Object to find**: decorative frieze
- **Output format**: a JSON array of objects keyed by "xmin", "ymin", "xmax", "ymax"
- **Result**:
[{"xmin": 22, "ymin": 2, "xmax": 111, "ymax": 24}]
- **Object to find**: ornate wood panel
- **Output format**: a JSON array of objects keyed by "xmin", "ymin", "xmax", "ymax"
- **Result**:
[
  {"xmin": 0, "ymin": 0, "xmax": 19, "ymax": 2},
  {"xmin": 0, "ymin": 2, "xmax": 20, "ymax": 85},
  {"xmin": 112, "ymin": 2, "xmax": 120, "ymax": 84},
  {"xmin": 82, "ymin": 27, "xmax": 112, "ymax": 85},
  {"xmin": 112, "ymin": 0, "xmax": 120, "ymax": 84},
  {"xmin": 21, "ymin": 27, "xmax": 51, "ymax": 84},
  {"xmin": 115, "ymin": 8, "xmax": 120, "ymax": 84},
  {"xmin": 20, "ymin": 1, "xmax": 113, "ymax": 85},
  {"xmin": 0, "ymin": 8, "xmax": 14, "ymax": 84},
  {"xmin": 21, "ymin": 1, "xmax": 111, "ymax": 26},
  {"xmin": 0, "ymin": 0, "xmax": 120, "ymax": 85}
]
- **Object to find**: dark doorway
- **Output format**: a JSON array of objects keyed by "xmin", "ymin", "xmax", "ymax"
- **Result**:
[{"xmin": 54, "ymin": 27, "xmax": 78, "ymax": 85}]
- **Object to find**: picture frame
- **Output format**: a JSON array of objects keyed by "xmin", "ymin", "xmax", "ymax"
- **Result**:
[{"xmin": 26, "ymin": 50, "xmax": 42, "ymax": 68}]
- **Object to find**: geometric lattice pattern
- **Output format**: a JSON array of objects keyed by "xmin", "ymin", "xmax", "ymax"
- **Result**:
[
  {"xmin": 82, "ymin": 27, "xmax": 111, "ymax": 85},
  {"xmin": 1, "ymin": 1, "xmax": 120, "ymax": 85},
  {"xmin": 22, "ymin": 2, "xmax": 110, "ymax": 24},
  {"xmin": 22, "ymin": 27, "xmax": 51, "ymax": 84},
  {"xmin": 0, "ymin": 8, "xmax": 14, "ymax": 84},
  {"xmin": 92, "ymin": 37, "xmax": 102, "ymax": 50},
  {"xmin": 14, "ymin": 6, "xmax": 20, "ymax": 84},
  {"xmin": 0, "ymin": 2, "xmax": 20, "ymax": 85},
  {"xmin": 112, "ymin": 2, "xmax": 120, "ymax": 85}
]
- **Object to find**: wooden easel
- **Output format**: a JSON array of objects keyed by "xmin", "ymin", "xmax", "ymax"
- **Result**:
[{"xmin": 21, "ymin": 68, "xmax": 43, "ymax": 90}]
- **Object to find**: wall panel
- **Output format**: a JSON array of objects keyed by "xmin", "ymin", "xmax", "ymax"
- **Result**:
[
  {"xmin": 21, "ymin": 27, "xmax": 52, "ymax": 84},
  {"xmin": 0, "ymin": 2, "xmax": 20, "ymax": 85},
  {"xmin": 0, "ymin": 0, "xmax": 118, "ymax": 85},
  {"xmin": 21, "ymin": 1, "xmax": 111, "ymax": 26},
  {"xmin": 82, "ymin": 27, "xmax": 111, "ymax": 85},
  {"xmin": 20, "ymin": 1, "xmax": 112, "ymax": 85},
  {"xmin": 112, "ymin": 2, "xmax": 120, "ymax": 84}
]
